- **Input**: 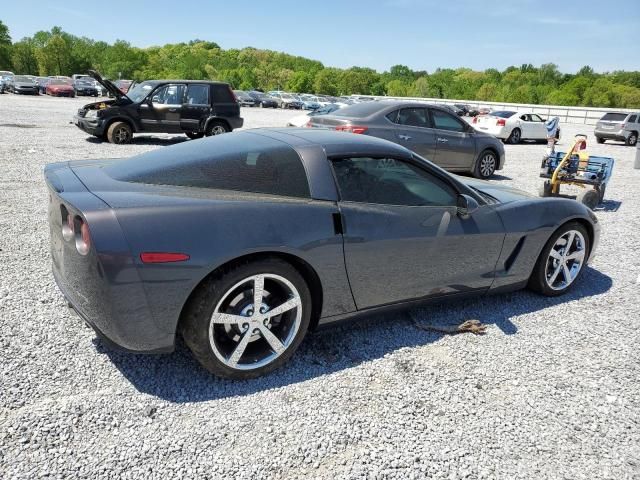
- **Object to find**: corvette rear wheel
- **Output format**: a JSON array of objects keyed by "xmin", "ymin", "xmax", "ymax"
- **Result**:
[
  {"xmin": 528, "ymin": 222, "xmax": 589, "ymax": 296},
  {"xmin": 181, "ymin": 259, "xmax": 311, "ymax": 379}
]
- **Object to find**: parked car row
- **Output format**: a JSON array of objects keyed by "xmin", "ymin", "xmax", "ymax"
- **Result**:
[
  {"xmin": 471, "ymin": 109, "xmax": 638, "ymax": 147},
  {"xmin": 0, "ymin": 71, "xmax": 123, "ymax": 98}
]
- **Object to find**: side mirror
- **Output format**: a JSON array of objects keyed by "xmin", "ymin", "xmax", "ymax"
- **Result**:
[{"xmin": 457, "ymin": 194, "xmax": 479, "ymax": 219}]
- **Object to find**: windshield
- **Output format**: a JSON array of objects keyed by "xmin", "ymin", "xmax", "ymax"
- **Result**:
[
  {"xmin": 76, "ymin": 80, "xmax": 92, "ymax": 86},
  {"xmin": 50, "ymin": 79, "xmax": 71, "ymax": 85},
  {"xmin": 14, "ymin": 76, "xmax": 33, "ymax": 83},
  {"xmin": 125, "ymin": 82, "xmax": 154, "ymax": 102}
]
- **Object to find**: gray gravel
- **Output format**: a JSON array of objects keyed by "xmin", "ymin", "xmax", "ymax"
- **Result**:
[{"xmin": 1, "ymin": 93, "xmax": 639, "ymax": 480}]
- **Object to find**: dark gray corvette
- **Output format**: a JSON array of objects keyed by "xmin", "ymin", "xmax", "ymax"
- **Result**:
[{"xmin": 45, "ymin": 128, "xmax": 600, "ymax": 379}]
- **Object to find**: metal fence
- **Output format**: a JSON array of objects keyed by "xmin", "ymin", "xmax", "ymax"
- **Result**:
[{"xmin": 358, "ymin": 96, "xmax": 637, "ymax": 126}]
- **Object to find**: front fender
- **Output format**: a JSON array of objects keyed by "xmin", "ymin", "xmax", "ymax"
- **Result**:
[{"xmin": 490, "ymin": 198, "xmax": 597, "ymax": 290}]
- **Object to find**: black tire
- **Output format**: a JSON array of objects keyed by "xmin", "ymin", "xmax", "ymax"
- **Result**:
[
  {"xmin": 539, "ymin": 180, "xmax": 552, "ymax": 197},
  {"xmin": 528, "ymin": 222, "xmax": 590, "ymax": 296},
  {"xmin": 596, "ymin": 137, "xmax": 605, "ymax": 144},
  {"xmin": 576, "ymin": 189, "xmax": 599, "ymax": 210},
  {"xmin": 473, "ymin": 149, "xmax": 497, "ymax": 179},
  {"xmin": 507, "ymin": 128, "xmax": 521, "ymax": 144},
  {"xmin": 181, "ymin": 258, "xmax": 312, "ymax": 379},
  {"xmin": 106, "ymin": 121, "xmax": 133, "ymax": 144},
  {"xmin": 626, "ymin": 132, "xmax": 638, "ymax": 146},
  {"xmin": 205, "ymin": 120, "xmax": 229, "ymax": 136},
  {"xmin": 186, "ymin": 132, "xmax": 205, "ymax": 140}
]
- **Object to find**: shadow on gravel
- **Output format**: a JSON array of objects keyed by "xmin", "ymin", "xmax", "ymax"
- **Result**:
[
  {"xmin": 593, "ymin": 200, "xmax": 622, "ymax": 212},
  {"xmin": 100, "ymin": 266, "xmax": 611, "ymax": 403},
  {"xmin": 84, "ymin": 135, "xmax": 189, "ymax": 146}
]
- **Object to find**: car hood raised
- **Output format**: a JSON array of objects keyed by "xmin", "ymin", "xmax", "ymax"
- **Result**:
[
  {"xmin": 88, "ymin": 69, "xmax": 128, "ymax": 100},
  {"xmin": 458, "ymin": 176, "xmax": 535, "ymax": 203}
]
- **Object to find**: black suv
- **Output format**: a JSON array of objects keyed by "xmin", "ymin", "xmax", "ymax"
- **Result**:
[{"xmin": 73, "ymin": 71, "xmax": 243, "ymax": 144}]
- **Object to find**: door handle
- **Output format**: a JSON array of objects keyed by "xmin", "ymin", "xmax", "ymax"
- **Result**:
[
  {"xmin": 437, "ymin": 137, "xmax": 448, "ymax": 143},
  {"xmin": 398, "ymin": 134, "xmax": 411, "ymax": 140},
  {"xmin": 169, "ymin": 108, "xmax": 177, "ymax": 112}
]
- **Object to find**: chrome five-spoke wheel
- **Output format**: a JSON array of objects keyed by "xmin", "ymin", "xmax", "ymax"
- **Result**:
[
  {"xmin": 181, "ymin": 259, "xmax": 311, "ymax": 379},
  {"xmin": 528, "ymin": 222, "xmax": 590, "ymax": 296},
  {"xmin": 545, "ymin": 230, "xmax": 586, "ymax": 291},
  {"xmin": 209, "ymin": 274, "xmax": 302, "ymax": 370}
]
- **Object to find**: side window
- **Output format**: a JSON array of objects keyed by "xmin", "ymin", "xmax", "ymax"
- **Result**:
[
  {"xmin": 186, "ymin": 84, "xmax": 209, "ymax": 105},
  {"xmin": 151, "ymin": 84, "xmax": 185, "ymax": 105},
  {"xmin": 331, "ymin": 157, "xmax": 457, "ymax": 207},
  {"xmin": 431, "ymin": 109, "xmax": 466, "ymax": 132},
  {"xmin": 629, "ymin": 115, "xmax": 637, "ymax": 123},
  {"xmin": 385, "ymin": 110, "xmax": 399, "ymax": 123},
  {"xmin": 397, "ymin": 108, "xmax": 430, "ymax": 128},
  {"xmin": 530, "ymin": 114, "xmax": 544, "ymax": 122},
  {"xmin": 212, "ymin": 84, "xmax": 235, "ymax": 103}
]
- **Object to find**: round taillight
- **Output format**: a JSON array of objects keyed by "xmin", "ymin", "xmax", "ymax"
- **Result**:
[
  {"xmin": 75, "ymin": 218, "xmax": 91, "ymax": 255},
  {"xmin": 61, "ymin": 210, "xmax": 74, "ymax": 241}
]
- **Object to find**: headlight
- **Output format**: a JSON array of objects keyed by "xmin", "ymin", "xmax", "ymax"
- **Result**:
[{"xmin": 85, "ymin": 110, "xmax": 98, "ymax": 118}]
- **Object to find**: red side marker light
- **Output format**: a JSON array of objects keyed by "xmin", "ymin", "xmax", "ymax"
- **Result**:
[{"xmin": 140, "ymin": 252, "xmax": 190, "ymax": 264}]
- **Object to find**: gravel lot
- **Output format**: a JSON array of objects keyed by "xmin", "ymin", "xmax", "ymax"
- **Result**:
[{"xmin": 1, "ymin": 93, "xmax": 639, "ymax": 480}]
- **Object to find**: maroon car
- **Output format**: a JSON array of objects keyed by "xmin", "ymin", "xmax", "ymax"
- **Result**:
[
  {"xmin": 46, "ymin": 79, "xmax": 75, "ymax": 97},
  {"xmin": 114, "ymin": 80, "xmax": 133, "ymax": 93}
]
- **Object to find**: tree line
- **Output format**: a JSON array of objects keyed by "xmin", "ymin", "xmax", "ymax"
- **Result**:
[{"xmin": 1, "ymin": 22, "xmax": 639, "ymax": 108}]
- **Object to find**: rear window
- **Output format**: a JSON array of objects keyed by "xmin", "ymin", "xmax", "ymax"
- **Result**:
[
  {"xmin": 491, "ymin": 111, "xmax": 517, "ymax": 118},
  {"xmin": 601, "ymin": 113, "xmax": 628, "ymax": 122},
  {"xmin": 332, "ymin": 102, "xmax": 385, "ymax": 117},
  {"xmin": 212, "ymin": 84, "xmax": 235, "ymax": 103},
  {"xmin": 105, "ymin": 133, "xmax": 310, "ymax": 198}
]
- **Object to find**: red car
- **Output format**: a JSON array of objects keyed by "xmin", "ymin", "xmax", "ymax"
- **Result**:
[
  {"xmin": 46, "ymin": 79, "xmax": 75, "ymax": 97},
  {"xmin": 114, "ymin": 80, "xmax": 132, "ymax": 93}
]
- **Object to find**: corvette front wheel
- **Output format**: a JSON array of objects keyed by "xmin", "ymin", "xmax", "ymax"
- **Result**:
[
  {"xmin": 181, "ymin": 259, "xmax": 311, "ymax": 379},
  {"xmin": 528, "ymin": 222, "xmax": 590, "ymax": 296}
]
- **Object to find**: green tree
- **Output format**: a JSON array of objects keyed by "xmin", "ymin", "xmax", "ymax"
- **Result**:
[
  {"xmin": 287, "ymin": 71, "xmax": 313, "ymax": 92},
  {"xmin": 11, "ymin": 38, "xmax": 38, "ymax": 74},
  {"xmin": 386, "ymin": 79, "xmax": 410, "ymax": 97},
  {"xmin": 0, "ymin": 20, "xmax": 11, "ymax": 70},
  {"xmin": 313, "ymin": 68, "xmax": 339, "ymax": 95}
]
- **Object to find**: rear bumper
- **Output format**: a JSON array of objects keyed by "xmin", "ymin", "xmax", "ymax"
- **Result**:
[
  {"xmin": 53, "ymin": 264, "xmax": 174, "ymax": 354},
  {"xmin": 594, "ymin": 128, "xmax": 629, "ymax": 140}
]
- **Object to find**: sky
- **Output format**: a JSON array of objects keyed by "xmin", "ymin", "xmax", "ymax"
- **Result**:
[{"xmin": 2, "ymin": 0, "xmax": 639, "ymax": 73}]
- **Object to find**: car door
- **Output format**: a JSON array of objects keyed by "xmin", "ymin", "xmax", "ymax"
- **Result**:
[
  {"xmin": 528, "ymin": 114, "xmax": 547, "ymax": 139},
  {"xmin": 429, "ymin": 108, "xmax": 477, "ymax": 170},
  {"xmin": 517, "ymin": 114, "xmax": 536, "ymax": 139},
  {"xmin": 331, "ymin": 156, "xmax": 505, "ymax": 310},
  {"xmin": 139, "ymin": 83, "xmax": 185, "ymax": 133},
  {"xmin": 181, "ymin": 84, "xmax": 212, "ymax": 133},
  {"xmin": 390, "ymin": 108, "xmax": 437, "ymax": 160}
]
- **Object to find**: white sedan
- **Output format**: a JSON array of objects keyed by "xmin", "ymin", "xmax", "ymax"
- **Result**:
[{"xmin": 473, "ymin": 111, "xmax": 560, "ymax": 144}]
